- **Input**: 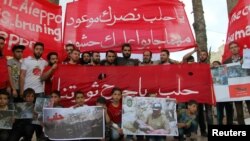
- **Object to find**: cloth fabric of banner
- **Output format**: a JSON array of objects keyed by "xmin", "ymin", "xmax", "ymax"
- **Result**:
[
  {"xmin": 64, "ymin": 0, "xmax": 196, "ymax": 53},
  {"xmin": 223, "ymin": 0, "xmax": 250, "ymax": 62},
  {"xmin": 0, "ymin": 0, "xmax": 63, "ymax": 58},
  {"xmin": 52, "ymin": 64, "xmax": 214, "ymax": 107}
]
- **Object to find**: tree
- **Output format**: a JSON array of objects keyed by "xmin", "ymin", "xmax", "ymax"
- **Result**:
[
  {"xmin": 227, "ymin": 0, "xmax": 238, "ymax": 13},
  {"xmin": 192, "ymin": 0, "xmax": 208, "ymax": 61}
]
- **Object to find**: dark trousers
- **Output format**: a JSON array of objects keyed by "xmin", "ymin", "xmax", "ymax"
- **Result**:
[
  {"xmin": 146, "ymin": 136, "xmax": 166, "ymax": 141},
  {"xmin": 179, "ymin": 120, "xmax": 198, "ymax": 139},
  {"xmin": 34, "ymin": 93, "xmax": 46, "ymax": 139},
  {"xmin": 235, "ymin": 101, "xmax": 250, "ymax": 125},
  {"xmin": 0, "ymin": 129, "xmax": 9, "ymax": 141},
  {"xmin": 197, "ymin": 104, "xmax": 213, "ymax": 133},
  {"xmin": 8, "ymin": 119, "xmax": 35, "ymax": 141},
  {"xmin": 217, "ymin": 102, "xmax": 233, "ymax": 125}
]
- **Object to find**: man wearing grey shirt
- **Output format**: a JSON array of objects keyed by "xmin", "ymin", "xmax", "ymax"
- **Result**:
[{"xmin": 7, "ymin": 45, "xmax": 25, "ymax": 102}]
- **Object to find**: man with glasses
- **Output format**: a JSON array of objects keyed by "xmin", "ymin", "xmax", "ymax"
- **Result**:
[{"xmin": 7, "ymin": 45, "xmax": 25, "ymax": 102}]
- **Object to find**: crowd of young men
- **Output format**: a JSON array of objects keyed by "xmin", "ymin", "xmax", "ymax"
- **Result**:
[{"xmin": 0, "ymin": 35, "xmax": 250, "ymax": 141}]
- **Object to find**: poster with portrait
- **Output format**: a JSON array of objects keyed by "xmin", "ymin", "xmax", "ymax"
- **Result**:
[
  {"xmin": 43, "ymin": 106, "xmax": 104, "ymax": 140},
  {"xmin": 122, "ymin": 96, "xmax": 178, "ymax": 136},
  {"xmin": 211, "ymin": 63, "xmax": 250, "ymax": 102}
]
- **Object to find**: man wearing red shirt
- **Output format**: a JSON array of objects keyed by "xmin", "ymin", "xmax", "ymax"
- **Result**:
[
  {"xmin": 0, "ymin": 36, "xmax": 9, "ymax": 91},
  {"xmin": 41, "ymin": 52, "xmax": 58, "ymax": 95}
]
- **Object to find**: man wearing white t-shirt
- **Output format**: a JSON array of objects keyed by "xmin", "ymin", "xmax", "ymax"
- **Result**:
[
  {"xmin": 20, "ymin": 42, "xmax": 48, "ymax": 97},
  {"xmin": 20, "ymin": 42, "xmax": 48, "ymax": 140}
]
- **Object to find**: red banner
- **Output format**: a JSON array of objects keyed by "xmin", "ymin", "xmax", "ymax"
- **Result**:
[
  {"xmin": 223, "ymin": 0, "xmax": 250, "ymax": 62},
  {"xmin": 52, "ymin": 64, "xmax": 214, "ymax": 107},
  {"xmin": 0, "ymin": 0, "xmax": 62, "ymax": 58},
  {"xmin": 64, "ymin": 0, "xmax": 196, "ymax": 53}
]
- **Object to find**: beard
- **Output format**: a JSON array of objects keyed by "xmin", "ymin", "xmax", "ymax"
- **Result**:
[
  {"xmin": 143, "ymin": 59, "xmax": 151, "ymax": 64},
  {"xmin": 34, "ymin": 53, "xmax": 41, "ymax": 59},
  {"xmin": 93, "ymin": 59, "xmax": 100, "ymax": 64},
  {"xmin": 123, "ymin": 53, "xmax": 131, "ymax": 59}
]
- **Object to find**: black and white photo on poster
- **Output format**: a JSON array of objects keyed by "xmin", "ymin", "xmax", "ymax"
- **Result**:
[
  {"xmin": 34, "ymin": 97, "xmax": 53, "ymax": 113},
  {"xmin": 0, "ymin": 110, "xmax": 14, "ymax": 129},
  {"xmin": 14, "ymin": 102, "xmax": 34, "ymax": 119},
  {"xmin": 33, "ymin": 97, "xmax": 53, "ymax": 125},
  {"xmin": 43, "ymin": 106, "xmax": 104, "ymax": 140}
]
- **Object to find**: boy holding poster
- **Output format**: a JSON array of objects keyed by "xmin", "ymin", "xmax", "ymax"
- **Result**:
[
  {"xmin": 8, "ymin": 88, "xmax": 35, "ymax": 141},
  {"xmin": 73, "ymin": 91, "xmax": 87, "ymax": 107},
  {"xmin": 107, "ymin": 87, "xmax": 123, "ymax": 141},
  {"xmin": 0, "ymin": 90, "xmax": 12, "ymax": 141},
  {"xmin": 51, "ymin": 90, "xmax": 62, "ymax": 108}
]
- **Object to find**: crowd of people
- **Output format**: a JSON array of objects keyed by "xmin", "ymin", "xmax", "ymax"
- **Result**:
[{"xmin": 0, "ymin": 34, "xmax": 250, "ymax": 141}]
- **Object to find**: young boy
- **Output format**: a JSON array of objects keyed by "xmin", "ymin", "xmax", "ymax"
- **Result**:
[
  {"xmin": 0, "ymin": 90, "xmax": 9, "ymax": 110},
  {"xmin": 8, "ymin": 88, "xmax": 36, "ymax": 141},
  {"xmin": 177, "ymin": 100, "xmax": 198, "ymax": 141},
  {"xmin": 96, "ymin": 96, "xmax": 111, "ymax": 141},
  {"xmin": 51, "ymin": 90, "xmax": 62, "ymax": 108},
  {"xmin": 107, "ymin": 87, "xmax": 123, "ymax": 141},
  {"xmin": 0, "ymin": 90, "xmax": 11, "ymax": 141},
  {"xmin": 73, "ymin": 91, "xmax": 87, "ymax": 107}
]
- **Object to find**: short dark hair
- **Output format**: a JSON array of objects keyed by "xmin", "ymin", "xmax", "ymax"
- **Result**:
[
  {"xmin": 161, "ymin": 49, "xmax": 170, "ymax": 56},
  {"xmin": 23, "ymin": 88, "xmax": 35, "ymax": 98},
  {"xmin": 0, "ymin": 36, "xmax": 5, "ymax": 41},
  {"xmin": 96, "ymin": 96, "xmax": 106, "ymax": 104},
  {"xmin": 74, "ymin": 91, "xmax": 84, "ymax": 98},
  {"xmin": 187, "ymin": 56, "xmax": 194, "ymax": 62},
  {"xmin": 111, "ymin": 87, "xmax": 122, "ymax": 95},
  {"xmin": 47, "ymin": 52, "xmax": 58, "ymax": 61},
  {"xmin": 0, "ymin": 90, "xmax": 9, "ymax": 99},
  {"xmin": 200, "ymin": 50, "xmax": 208, "ymax": 55},
  {"xmin": 12, "ymin": 45, "xmax": 25, "ymax": 52},
  {"xmin": 91, "ymin": 51, "xmax": 100, "ymax": 57},
  {"xmin": 143, "ymin": 50, "xmax": 152, "ymax": 57},
  {"xmin": 187, "ymin": 100, "xmax": 198, "ymax": 106},
  {"xmin": 212, "ymin": 61, "xmax": 221, "ymax": 65},
  {"xmin": 34, "ymin": 42, "xmax": 44, "ymax": 49},
  {"xmin": 82, "ymin": 51, "xmax": 91, "ymax": 56},
  {"xmin": 106, "ymin": 50, "xmax": 116, "ymax": 57},
  {"xmin": 71, "ymin": 48, "xmax": 80, "ymax": 53},
  {"xmin": 122, "ymin": 43, "xmax": 131, "ymax": 50},
  {"xmin": 51, "ymin": 90, "xmax": 60, "ymax": 97},
  {"xmin": 65, "ymin": 43, "xmax": 75, "ymax": 48},
  {"xmin": 228, "ymin": 41, "xmax": 239, "ymax": 48}
]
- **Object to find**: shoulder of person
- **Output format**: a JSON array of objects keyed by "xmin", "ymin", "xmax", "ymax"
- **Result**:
[{"xmin": 223, "ymin": 57, "xmax": 232, "ymax": 64}]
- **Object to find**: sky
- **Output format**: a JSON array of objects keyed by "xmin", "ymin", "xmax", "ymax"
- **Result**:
[{"xmin": 60, "ymin": 0, "xmax": 228, "ymax": 61}]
